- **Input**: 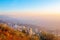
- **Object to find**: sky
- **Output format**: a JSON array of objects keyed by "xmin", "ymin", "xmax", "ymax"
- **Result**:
[
  {"xmin": 0, "ymin": 0, "xmax": 60, "ymax": 13},
  {"xmin": 0, "ymin": 0, "xmax": 60, "ymax": 17}
]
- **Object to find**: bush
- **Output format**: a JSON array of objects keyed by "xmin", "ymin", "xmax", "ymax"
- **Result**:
[{"xmin": 39, "ymin": 31, "xmax": 56, "ymax": 40}]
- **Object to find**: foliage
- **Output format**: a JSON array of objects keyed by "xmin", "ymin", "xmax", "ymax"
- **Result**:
[{"xmin": 0, "ymin": 24, "xmax": 59, "ymax": 40}]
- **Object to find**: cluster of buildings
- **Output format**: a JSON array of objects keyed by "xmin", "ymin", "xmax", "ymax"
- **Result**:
[
  {"xmin": 7, "ymin": 23, "xmax": 40, "ymax": 36},
  {"xmin": 0, "ymin": 22, "xmax": 41, "ymax": 36}
]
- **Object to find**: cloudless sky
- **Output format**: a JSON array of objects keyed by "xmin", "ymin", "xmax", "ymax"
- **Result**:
[
  {"xmin": 0, "ymin": 0, "xmax": 60, "ymax": 13},
  {"xmin": 0, "ymin": 0, "xmax": 60, "ymax": 11}
]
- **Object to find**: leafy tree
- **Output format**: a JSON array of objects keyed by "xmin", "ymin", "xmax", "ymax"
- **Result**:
[{"xmin": 40, "ymin": 31, "xmax": 56, "ymax": 40}]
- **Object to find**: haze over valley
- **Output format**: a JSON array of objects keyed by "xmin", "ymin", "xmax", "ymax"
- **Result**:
[{"xmin": 0, "ymin": 14, "xmax": 60, "ymax": 35}]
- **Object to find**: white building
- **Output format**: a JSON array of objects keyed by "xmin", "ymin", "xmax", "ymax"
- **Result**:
[{"xmin": 29, "ymin": 28, "xmax": 33, "ymax": 36}]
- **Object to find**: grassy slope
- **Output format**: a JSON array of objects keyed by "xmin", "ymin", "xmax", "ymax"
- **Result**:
[{"xmin": 0, "ymin": 24, "xmax": 59, "ymax": 40}]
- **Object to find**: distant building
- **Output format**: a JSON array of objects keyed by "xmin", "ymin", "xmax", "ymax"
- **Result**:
[
  {"xmin": 13, "ymin": 24, "xmax": 18, "ymax": 29},
  {"xmin": 7, "ymin": 23, "xmax": 13, "ymax": 27},
  {"xmin": 17, "ymin": 26, "xmax": 22, "ymax": 31},
  {"xmin": 22, "ymin": 26, "xmax": 28, "ymax": 33},
  {"xmin": 29, "ymin": 28, "xmax": 33, "ymax": 36},
  {"xmin": 35, "ymin": 28, "xmax": 38, "ymax": 33}
]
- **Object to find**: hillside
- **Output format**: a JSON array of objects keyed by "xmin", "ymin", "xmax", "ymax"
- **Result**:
[{"xmin": 0, "ymin": 23, "xmax": 59, "ymax": 40}]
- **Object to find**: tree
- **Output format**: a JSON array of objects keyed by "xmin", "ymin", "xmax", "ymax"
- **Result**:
[{"xmin": 40, "ymin": 31, "xmax": 55, "ymax": 40}]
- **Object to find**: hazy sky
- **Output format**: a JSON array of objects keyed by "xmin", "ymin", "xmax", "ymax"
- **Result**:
[
  {"xmin": 0, "ymin": 0, "xmax": 60, "ymax": 19},
  {"xmin": 0, "ymin": 0, "xmax": 60, "ymax": 13}
]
